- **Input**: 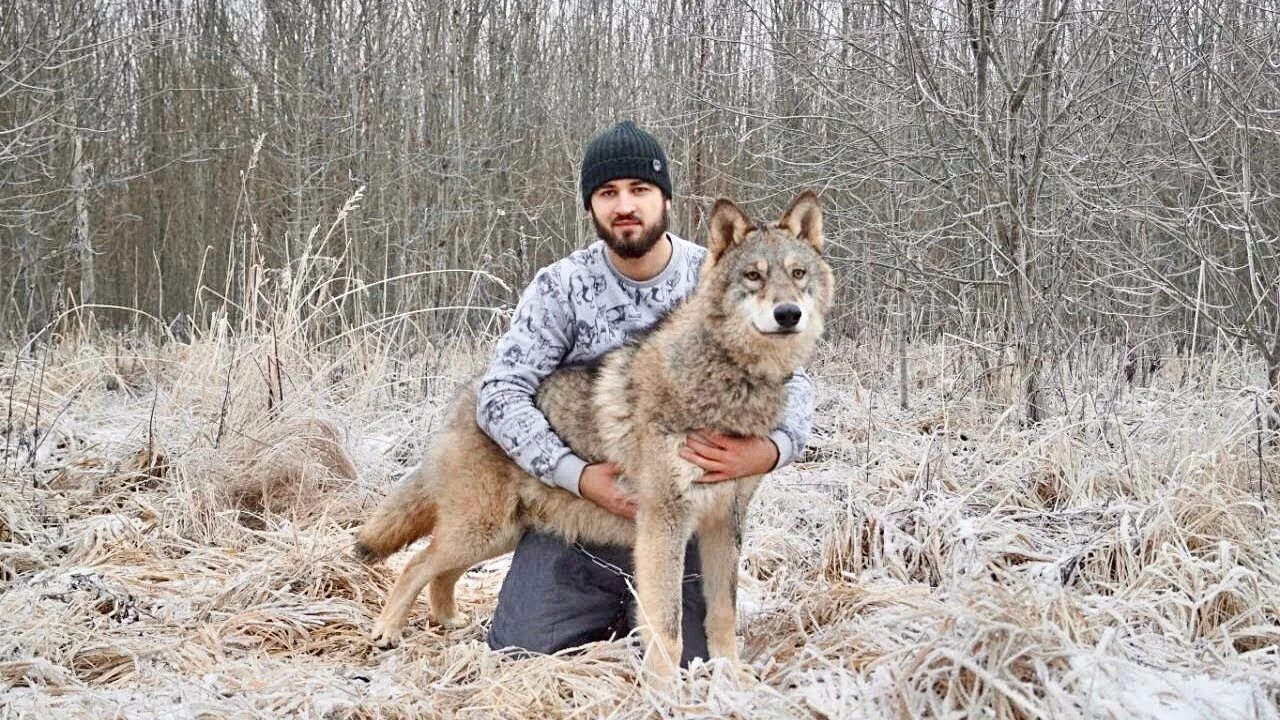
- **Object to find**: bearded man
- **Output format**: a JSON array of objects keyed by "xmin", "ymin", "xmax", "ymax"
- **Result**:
[{"xmin": 477, "ymin": 120, "xmax": 815, "ymax": 665}]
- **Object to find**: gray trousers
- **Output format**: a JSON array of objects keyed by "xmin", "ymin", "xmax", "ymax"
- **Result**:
[{"xmin": 487, "ymin": 529, "xmax": 710, "ymax": 667}]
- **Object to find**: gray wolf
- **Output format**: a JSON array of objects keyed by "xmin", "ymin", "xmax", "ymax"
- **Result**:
[{"xmin": 354, "ymin": 191, "xmax": 833, "ymax": 678}]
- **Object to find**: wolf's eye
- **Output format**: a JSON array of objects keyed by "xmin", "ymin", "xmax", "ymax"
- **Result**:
[
  {"xmin": 743, "ymin": 270, "xmax": 763, "ymax": 282},
  {"xmin": 791, "ymin": 268, "xmax": 807, "ymax": 280}
]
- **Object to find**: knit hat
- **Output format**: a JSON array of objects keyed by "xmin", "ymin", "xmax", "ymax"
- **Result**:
[{"xmin": 579, "ymin": 121, "xmax": 673, "ymax": 209}]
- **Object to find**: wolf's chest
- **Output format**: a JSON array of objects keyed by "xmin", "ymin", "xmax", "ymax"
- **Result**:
[{"xmin": 649, "ymin": 374, "xmax": 785, "ymax": 438}]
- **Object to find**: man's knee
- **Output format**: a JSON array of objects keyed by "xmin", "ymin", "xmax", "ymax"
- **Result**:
[
  {"xmin": 487, "ymin": 531, "xmax": 714, "ymax": 665},
  {"xmin": 488, "ymin": 531, "xmax": 628, "ymax": 656}
]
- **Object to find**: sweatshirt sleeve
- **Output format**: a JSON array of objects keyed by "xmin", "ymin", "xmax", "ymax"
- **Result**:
[
  {"xmin": 769, "ymin": 366, "xmax": 815, "ymax": 469},
  {"xmin": 475, "ymin": 268, "xmax": 590, "ymax": 495}
]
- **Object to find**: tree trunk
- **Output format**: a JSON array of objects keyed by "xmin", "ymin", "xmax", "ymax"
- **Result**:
[
  {"xmin": 1268, "ymin": 348, "xmax": 1280, "ymax": 433},
  {"xmin": 1004, "ymin": 219, "xmax": 1046, "ymax": 423},
  {"xmin": 14, "ymin": 163, "xmax": 48, "ymax": 337},
  {"xmin": 897, "ymin": 267, "xmax": 909, "ymax": 410},
  {"xmin": 72, "ymin": 132, "xmax": 94, "ymax": 307}
]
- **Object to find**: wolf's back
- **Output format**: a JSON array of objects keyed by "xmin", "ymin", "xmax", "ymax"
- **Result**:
[
  {"xmin": 535, "ymin": 362, "xmax": 618, "ymax": 465},
  {"xmin": 355, "ymin": 350, "xmax": 635, "ymax": 563}
]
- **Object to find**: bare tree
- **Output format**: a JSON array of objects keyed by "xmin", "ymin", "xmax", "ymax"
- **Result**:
[{"xmin": 0, "ymin": 0, "xmax": 1276, "ymax": 397}]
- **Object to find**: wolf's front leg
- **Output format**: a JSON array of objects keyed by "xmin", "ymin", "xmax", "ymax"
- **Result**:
[
  {"xmin": 633, "ymin": 495, "xmax": 692, "ymax": 679},
  {"xmin": 697, "ymin": 476, "xmax": 760, "ymax": 665},
  {"xmin": 697, "ymin": 501, "xmax": 741, "ymax": 659}
]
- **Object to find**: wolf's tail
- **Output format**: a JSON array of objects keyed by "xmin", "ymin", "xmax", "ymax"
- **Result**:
[{"xmin": 353, "ymin": 462, "xmax": 438, "ymax": 564}]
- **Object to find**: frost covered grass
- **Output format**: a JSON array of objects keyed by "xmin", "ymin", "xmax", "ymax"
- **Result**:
[{"xmin": 2, "ymin": 323, "xmax": 1279, "ymax": 718}]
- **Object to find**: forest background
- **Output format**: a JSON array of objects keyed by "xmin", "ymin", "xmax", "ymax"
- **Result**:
[{"xmin": 4, "ymin": 0, "xmax": 1279, "ymax": 419}]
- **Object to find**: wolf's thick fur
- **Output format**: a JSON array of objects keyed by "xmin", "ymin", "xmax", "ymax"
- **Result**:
[{"xmin": 355, "ymin": 191, "xmax": 833, "ymax": 677}]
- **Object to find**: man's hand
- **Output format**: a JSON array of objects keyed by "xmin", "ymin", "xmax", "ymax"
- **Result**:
[
  {"xmin": 578, "ymin": 462, "xmax": 636, "ymax": 519},
  {"xmin": 680, "ymin": 431, "xmax": 779, "ymax": 483}
]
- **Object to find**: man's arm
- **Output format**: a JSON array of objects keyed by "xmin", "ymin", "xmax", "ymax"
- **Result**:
[
  {"xmin": 475, "ymin": 269, "xmax": 592, "ymax": 495},
  {"xmin": 769, "ymin": 366, "xmax": 816, "ymax": 469}
]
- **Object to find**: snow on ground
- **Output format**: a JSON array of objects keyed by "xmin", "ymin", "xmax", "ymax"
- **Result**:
[{"xmin": 1, "ymin": 334, "xmax": 1278, "ymax": 718}]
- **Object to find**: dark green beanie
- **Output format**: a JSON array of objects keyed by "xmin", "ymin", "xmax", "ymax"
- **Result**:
[{"xmin": 579, "ymin": 121, "xmax": 673, "ymax": 209}]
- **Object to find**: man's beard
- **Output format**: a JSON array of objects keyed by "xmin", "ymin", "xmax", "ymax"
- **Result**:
[{"xmin": 593, "ymin": 208, "xmax": 669, "ymax": 260}]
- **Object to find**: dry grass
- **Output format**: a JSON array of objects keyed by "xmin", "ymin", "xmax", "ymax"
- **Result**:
[{"xmin": 2, "ymin": 328, "xmax": 1279, "ymax": 719}]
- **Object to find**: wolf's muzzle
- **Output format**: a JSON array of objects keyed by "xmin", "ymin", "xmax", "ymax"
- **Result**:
[{"xmin": 774, "ymin": 303, "xmax": 802, "ymax": 329}]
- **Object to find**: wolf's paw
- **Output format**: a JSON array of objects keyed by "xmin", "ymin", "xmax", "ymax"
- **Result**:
[
  {"xmin": 351, "ymin": 540, "xmax": 380, "ymax": 565},
  {"xmin": 640, "ymin": 648, "xmax": 680, "ymax": 685},
  {"xmin": 369, "ymin": 621, "xmax": 403, "ymax": 649},
  {"xmin": 435, "ymin": 611, "xmax": 469, "ymax": 630},
  {"xmin": 720, "ymin": 659, "xmax": 758, "ymax": 687}
]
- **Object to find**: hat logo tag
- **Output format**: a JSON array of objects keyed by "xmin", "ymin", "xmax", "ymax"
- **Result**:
[{"xmin": 653, "ymin": 159, "xmax": 662, "ymax": 172}]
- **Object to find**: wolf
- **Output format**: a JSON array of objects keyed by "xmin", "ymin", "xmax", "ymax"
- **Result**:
[{"xmin": 354, "ymin": 191, "xmax": 833, "ymax": 678}]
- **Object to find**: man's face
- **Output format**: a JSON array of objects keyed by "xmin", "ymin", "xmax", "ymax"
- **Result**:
[{"xmin": 589, "ymin": 179, "xmax": 670, "ymax": 259}]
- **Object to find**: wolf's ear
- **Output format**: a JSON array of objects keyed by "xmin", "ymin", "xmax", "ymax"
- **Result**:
[
  {"xmin": 778, "ymin": 190, "xmax": 823, "ymax": 253},
  {"xmin": 708, "ymin": 198, "xmax": 754, "ymax": 262}
]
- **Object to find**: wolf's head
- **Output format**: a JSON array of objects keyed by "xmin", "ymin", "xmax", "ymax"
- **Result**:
[{"xmin": 698, "ymin": 191, "xmax": 834, "ymax": 372}]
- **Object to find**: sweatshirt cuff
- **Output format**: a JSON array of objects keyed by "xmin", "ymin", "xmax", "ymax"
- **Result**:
[
  {"xmin": 551, "ymin": 453, "xmax": 589, "ymax": 496},
  {"xmin": 769, "ymin": 430, "xmax": 796, "ymax": 470}
]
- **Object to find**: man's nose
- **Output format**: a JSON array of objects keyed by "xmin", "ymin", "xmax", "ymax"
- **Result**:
[{"xmin": 615, "ymin": 190, "xmax": 637, "ymax": 214}]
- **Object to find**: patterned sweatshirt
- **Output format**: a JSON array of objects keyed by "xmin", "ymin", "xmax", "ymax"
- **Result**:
[{"xmin": 475, "ymin": 233, "xmax": 815, "ymax": 496}]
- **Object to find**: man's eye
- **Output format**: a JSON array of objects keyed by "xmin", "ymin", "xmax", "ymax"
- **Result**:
[
  {"xmin": 791, "ymin": 268, "xmax": 806, "ymax": 280},
  {"xmin": 744, "ymin": 270, "xmax": 763, "ymax": 282}
]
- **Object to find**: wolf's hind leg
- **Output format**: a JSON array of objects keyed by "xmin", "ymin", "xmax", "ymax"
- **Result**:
[
  {"xmin": 428, "ymin": 567, "xmax": 469, "ymax": 629},
  {"xmin": 370, "ymin": 529, "xmax": 515, "ymax": 649}
]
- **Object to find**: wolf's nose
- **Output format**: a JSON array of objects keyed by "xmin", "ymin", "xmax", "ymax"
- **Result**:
[{"xmin": 774, "ymin": 303, "xmax": 802, "ymax": 329}]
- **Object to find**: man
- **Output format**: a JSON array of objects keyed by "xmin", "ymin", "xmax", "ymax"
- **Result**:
[{"xmin": 477, "ymin": 120, "xmax": 815, "ymax": 666}]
